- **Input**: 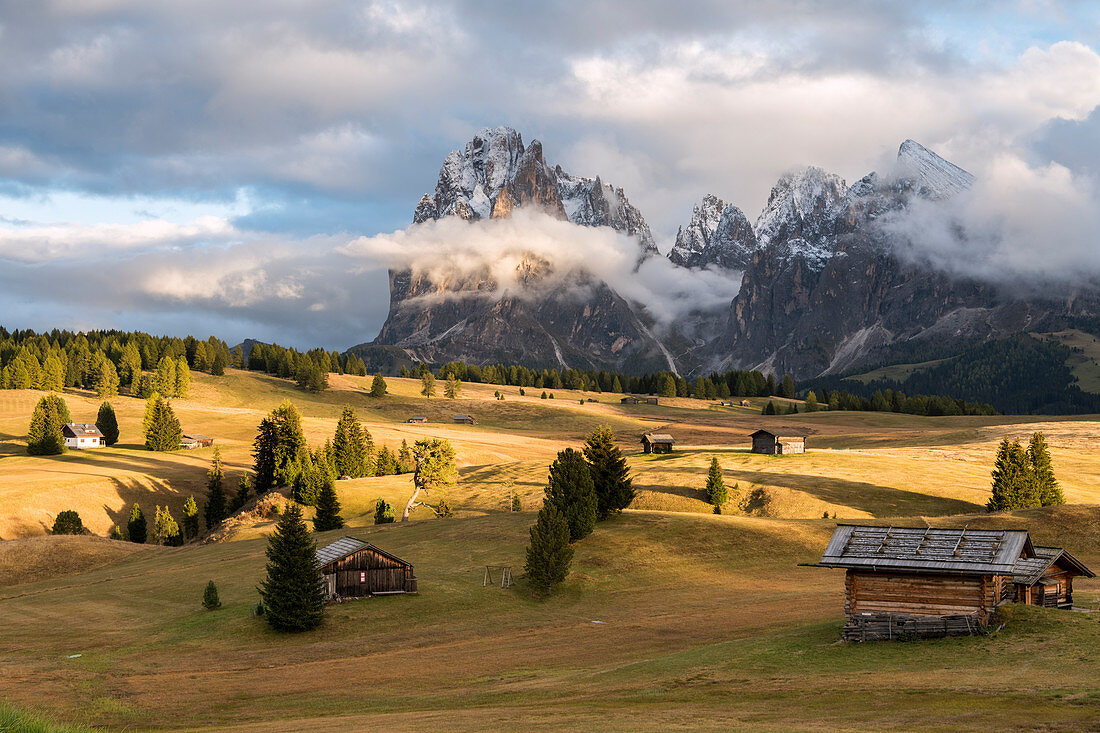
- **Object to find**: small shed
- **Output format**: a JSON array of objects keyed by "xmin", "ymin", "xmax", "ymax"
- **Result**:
[
  {"xmin": 62, "ymin": 423, "xmax": 104, "ymax": 449},
  {"xmin": 453, "ymin": 414, "xmax": 477, "ymax": 425},
  {"xmin": 406, "ymin": 416, "xmax": 428, "ymax": 424},
  {"xmin": 182, "ymin": 433, "xmax": 214, "ymax": 448},
  {"xmin": 807, "ymin": 525, "xmax": 1094, "ymax": 641},
  {"xmin": 621, "ymin": 397, "xmax": 641, "ymax": 405},
  {"xmin": 645, "ymin": 397, "xmax": 659, "ymax": 405},
  {"xmin": 739, "ymin": 399, "xmax": 752, "ymax": 407},
  {"xmin": 586, "ymin": 398, "xmax": 598, "ymax": 403},
  {"xmin": 719, "ymin": 400, "xmax": 734, "ymax": 407},
  {"xmin": 316, "ymin": 537, "xmax": 417, "ymax": 600},
  {"xmin": 641, "ymin": 433, "xmax": 675, "ymax": 454},
  {"xmin": 750, "ymin": 429, "xmax": 806, "ymax": 455}
]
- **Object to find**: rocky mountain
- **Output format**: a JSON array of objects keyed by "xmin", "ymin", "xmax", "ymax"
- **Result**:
[
  {"xmin": 667, "ymin": 194, "xmax": 756, "ymax": 270},
  {"xmin": 360, "ymin": 129, "xmax": 1098, "ymax": 381},
  {"xmin": 365, "ymin": 127, "xmax": 674, "ymax": 372}
]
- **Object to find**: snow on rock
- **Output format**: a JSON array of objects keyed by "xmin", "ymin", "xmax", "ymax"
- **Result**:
[
  {"xmin": 894, "ymin": 139, "xmax": 975, "ymax": 200},
  {"xmin": 667, "ymin": 194, "xmax": 757, "ymax": 270},
  {"xmin": 753, "ymin": 166, "xmax": 846, "ymax": 269}
]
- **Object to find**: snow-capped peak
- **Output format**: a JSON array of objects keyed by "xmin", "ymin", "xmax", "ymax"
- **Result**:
[
  {"xmin": 895, "ymin": 139, "xmax": 975, "ymax": 200},
  {"xmin": 667, "ymin": 194, "xmax": 756, "ymax": 270},
  {"xmin": 753, "ymin": 167, "xmax": 846, "ymax": 268}
]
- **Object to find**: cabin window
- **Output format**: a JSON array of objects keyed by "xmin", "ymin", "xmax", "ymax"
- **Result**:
[{"xmin": 359, "ymin": 571, "xmax": 366, "ymax": 584}]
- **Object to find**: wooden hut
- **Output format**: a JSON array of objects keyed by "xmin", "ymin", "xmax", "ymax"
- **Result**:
[
  {"xmin": 620, "ymin": 396, "xmax": 641, "ymax": 405},
  {"xmin": 644, "ymin": 397, "xmax": 659, "ymax": 405},
  {"xmin": 750, "ymin": 428, "xmax": 806, "ymax": 455},
  {"xmin": 316, "ymin": 537, "xmax": 417, "ymax": 600},
  {"xmin": 807, "ymin": 525, "xmax": 1094, "ymax": 641},
  {"xmin": 181, "ymin": 433, "xmax": 214, "ymax": 449},
  {"xmin": 739, "ymin": 399, "xmax": 751, "ymax": 407},
  {"xmin": 406, "ymin": 416, "xmax": 428, "ymax": 424},
  {"xmin": 453, "ymin": 414, "xmax": 477, "ymax": 425},
  {"xmin": 641, "ymin": 433, "xmax": 675, "ymax": 454}
]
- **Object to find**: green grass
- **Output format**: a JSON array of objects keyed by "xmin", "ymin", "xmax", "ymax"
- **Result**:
[
  {"xmin": 0, "ymin": 702, "xmax": 90, "ymax": 732},
  {"xmin": 844, "ymin": 358, "xmax": 949, "ymax": 385},
  {"xmin": 1036, "ymin": 329, "xmax": 1100, "ymax": 394}
]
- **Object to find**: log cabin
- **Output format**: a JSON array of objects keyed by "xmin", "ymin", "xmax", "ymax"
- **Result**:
[
  {"xmin": 641, "ymin": 433, "xmax": 675, "ymax": 454},
  {"xmin": 316, "ymin": 537, "xmax": 417, "ymax": 601},
  {"xmin": 808, "ymin": 525, "xmax": 1094, "ymax": 641},
  {"xmin": 750, "ymin": 429, "xmax": 806, "ymax": 455},
  {"xmin": 453, "ymin": 414, "xmax": 477, "ymax": 425}
]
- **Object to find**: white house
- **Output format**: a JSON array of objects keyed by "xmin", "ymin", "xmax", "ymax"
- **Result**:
[{"xmin": 63, "ymin": 423, "xmax": 105, "ymax": 449}]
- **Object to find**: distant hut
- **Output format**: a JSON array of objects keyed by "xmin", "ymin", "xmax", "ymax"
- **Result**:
[
  {"xmin": 644, "ymin": 397, "xmax": 659, "ymax": 405},
  {"xmin": 406, "ymin": 416, "xmax": 428, "ymax": 424},
  {"xmin": 641, "ymin": 433, "xmax": 675, "ymax": 454},
  {"xmin": 316, "ymin": 537, "xmax": 417, "ymax": 600},
  {"xmin": 806, "ymin": 525, "xmax": 1094, "ymax": 641},
  {"xmin": 181, "ymin": 433, "xmax": 214, "ymax": 448},
  {"xmin": 750, "ymin": 428, "xmax": 806, "ymax": 455},
  {"xmin": 620, "ymin": 397, "xmax": 641, "ymax": 405},
  {"xmin": 62, "ymin": 423, "xmax": 104, "ymax": 449},
  {"xmin": 453, "ymin": 414, "xmax": 477, "ymax": 425},
  {"xmin": 739, "ymin": 399, "xmax": 751, "ymax": 407}
]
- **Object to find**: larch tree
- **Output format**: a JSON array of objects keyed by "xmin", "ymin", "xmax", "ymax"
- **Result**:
[
  {"xmin": 704, "ymin": 457, "xmax": 729, "ymax": 510},
  {"xmin": 420, "ymin": 372, "xmax": 436, "ymax": 398},
  {"xmin": 524, "ymin": 503, "xmax": 573, "ymax": 595},
  {"xmin": 582, "ymin": 425, "xmax": 634, "ymax": 519},
  {"xmin": 96, "ymin": 401, "xmax": 119, "ymax": 446},
  {"xmin": 152, "ymin": 505, "xmax": 182, "ymax": 545},
  {"xmin": 42, "ymin": 355, "xmax": 66, "ymax": 392},
  {"xmin": 182, "ymin": 495, "xmax": 200, "ymax": 540},
  {"xmin": 444, "ymin": 375, "xmax": 462, "ymax": 399},
  {"xmin": 402, "ymin": 438, "xmax": 457, "ymax": 521},
  {"xmin": 174, "ymin": 356, "xmax": 191, "ymax": 398},
  {"xmin": 26, "ymin": 394, "xmax": 69, "ymax": 455},
  {"xmin": 544, "ymin": 448, "xmax": 597, "ymax": 542},
  {"xmin": 660, "ymin": 374, "xmax": 677, "ymax": 398},
  {"xmin": 95, "ymin": 358, "xmax": 119, "ymax": 398},
  {"xmin": 258, "ymin": 504, "xmax": 326, "ymax": 632},
  {"xmin": 153, "ymin": 357, "xmax": 176, "ymax": 397},
  {"xmin": 374, "ymin": 497, "xmax": 395, "ymax": 524},
  {"xmin": 203, "ymin": 447, "xmax": 228, "ymax": 530},
  {"xmin": 144, "ymin": 395, "xmax": 182, "ymax": 451}
]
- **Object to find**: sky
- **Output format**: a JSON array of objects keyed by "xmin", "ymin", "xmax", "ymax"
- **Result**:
[{"xmin": 0, "ymin": 0, "xmax": 1098, "ymax": 349}]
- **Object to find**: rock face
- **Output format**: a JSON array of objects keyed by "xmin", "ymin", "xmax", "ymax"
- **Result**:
[
  {"xmin": 368, "ymin": 127, "xmax": 673, "ymax": 372},
  {"xmin": 667, "ymin": 194, "xmax": 756, "ymax": 270}
]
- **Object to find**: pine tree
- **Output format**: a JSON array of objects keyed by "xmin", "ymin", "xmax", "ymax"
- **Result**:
[
  {"xmin": 370, "ymin": 374, "xmax": 387, "ymax": 397},
  {"xmin": 175, "ymin": 356, "xmax": 191, "ymax": 398},
  {"xmin": 202, "ymin": 580, "xmax": 222, "ymax": 610},
  {"xmin": 705, "ymin": 457, "xmax": 729, "ymax": 508},
  {"xmin": 128, "ymin": 503, "xmax": 147, "ymax": 544},
  {"xmin": 153, "ymin": 356, "xmax": 176, "ymax": 396},
  {"xmin": 444, "ymin": 375, "xmax": 462, "ymax": 399},
  {"xmin": 51, "ymin": 510, "xmax": 85, "ymax": 535},
  {"xmin": 583, "ymin": 425, "xmax": 634, "ymax": 520},
  {"xmin": 252, "ymin": 401, "xmax": 307, "ymax": 492},
  {"xmin": 96, "ymin": 401, "xmax": 119, "ymax": 446},
  {"xmin": 95, "ymin": 358, "xmax": 119, "ymax": 397},
  {"xmin": 153, "ymin": 505, "xmax": 182, "ymax": 545},
  {"xmin": 258, "ymin": 504, "xmax": 326, "ymax": 632},
  {"xmin": 780, "ymin": 375, "xmax": 796, "ymax": 399},
  {"xmin": 1028, "ymin": 432, "xmax": 1064, "ymax": 506},
  {"xmin": 332, "ymin": 405, "xmax": 367, "ymax": 478},
  {"xmin": 210, "ymin": 351, "xmax": 227, "ymax": 376},
  {"xmin": 762, "ymin": 401, "xmax": 777, "ymax": 415},
  {"xmin": 26, "ymin": 394, "xmax": 68, "ymax": 455},
  {"xmin": 183, "ymin": 495, "xmax": 200, "ymax": 539},
  {"xmin": 312, "ymin": 475, "xmax": 344, "ymax": 531},
  {"xmin": 144, "ymin": 396, "xmax": 182, "ymax": 451},
  {"xmin": 805, "ymin": 390, "xmax": 819, "ymax": 412},
  {"xmin": 397, "ymin": 439, "xmax": 414, "ymax": 473},
  {"xmin": 203, "ymin": 447, "xmax": 228, "ymax": 529},
  {"xmin": 987, "ymin": 438, "xmax": 1040, "ymax": 511},
  {"xmin": 420, "ymin": 372, "xmax": 436, "ymax": 398},
  {"xmin": 660, "ymin": 374, "xmax": 677, "ymax": 398},
  {"xmin": 374, "ymin": 497, "xmax": 395, "ymax": 524},
  {"xmin": 230, "ymin": 474, "xmax": 252, "ymax": 513},
  {"xmin": 544, "ymin": 448, "xmax": 597, "ymax": 542},
  {"xmin": 524, "ymin": 503, "xmax": 573, "ymax": 595}
]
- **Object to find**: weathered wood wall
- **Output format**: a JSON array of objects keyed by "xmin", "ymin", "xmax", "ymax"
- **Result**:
[
  {"xmin": 845, "ymin": 570, "xmax": 997, "ymax": 621},
  {"xmin": 324, "ymin": 548, "xmax": 413, "ymax": 598}
]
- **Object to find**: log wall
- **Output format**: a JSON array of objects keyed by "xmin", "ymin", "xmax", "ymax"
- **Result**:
[
  {"xmin": 324, "ymin": 547, "xmax": 414, "ymax": 598},
  {"xmin": 846, "ymin": 570, "xmax": 996, "ymax": 622}
]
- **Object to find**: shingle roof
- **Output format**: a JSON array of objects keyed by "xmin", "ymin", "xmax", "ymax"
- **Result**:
[
  {"xmin": 643, "ymin": 433, "xmax": 675, "ymax": 443},
  {"xmin": 751, "ymin": 428, "xmax": 808, "ymax": 439},
  {"xmin": 316, "ymin": 537, "xmax": 369, "ymax": 567},
  {"xmin": 63, "ymin": 423, "xmax": 103, "ymax": 438},
  {"xmin": 1012, "ymin": 545, "xmax": 1095, "ymax": 585},
  {"xmin": 183, "ymin": 433, "xmax": 212, "ymax": 441},
  {"xmin": 818, "ymin": 525, "xmax": 1032, "ymax": 576}
]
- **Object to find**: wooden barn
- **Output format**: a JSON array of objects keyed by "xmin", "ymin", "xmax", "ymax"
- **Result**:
[
  {"xmin": 316, "ymin": 537, "xmax": 417, "ymax": 600},
  {"xmin": 750, "ymin": 428, "xmax": 806, "ymax": 455},
  {"xmin": 453, "ymin": 414, "xmax": 477, "ymax": 425},
  {"xmin": 739, "ymin": 399, "xmax": 751, "ymax": 407},
  {"xmin": 621, "ymin": 397, "xmax": 641, "ymax": 405},
  {"xmin": 406, "ymin": 416, "xmax": 428, "ymax": 424},
  {"xmin": 644, "ymin": 397, "xmax": 659, "ymax": 405},
  {"xmin": 808, "ymin": 525, "xmax": 1094, "ymax": 641},
  {"xmin": 641, "ymin": 433, "xmax": 675, "ymax": 454},
  {"xmin": 180, "ymin": 433, "xmax": 214, "ymax": 449}
]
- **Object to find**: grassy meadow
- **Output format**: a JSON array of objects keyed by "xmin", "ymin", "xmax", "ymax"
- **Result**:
[{"xmin": 1, "ymin": 369, "xmax": 1100, "ymax": 730}]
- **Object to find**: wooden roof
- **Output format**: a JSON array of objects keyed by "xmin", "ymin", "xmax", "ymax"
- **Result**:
[
  {"xmin": 817, "ymin": 525, "xmax": 1032, "ymax": 576},
  {"xmin": 315, "ymin": 536, "xmax": 413, "ymax": 570},
  {"xmin": 183, "ymin": 433, "xmax": 212, "ymax": 441},
  {"xmin": 1012, "ymin": 546, "xmax": 1095, "ymax": 585},
  {"xmin": 642, "ymin": 433, "xmax": 675, "ymax": 444},
  {"xmin": 750, "ymin": 428, "xmax": 808, "ymax": 439}
]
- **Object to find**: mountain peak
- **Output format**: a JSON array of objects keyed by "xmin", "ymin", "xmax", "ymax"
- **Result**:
[
  {"xmin": 667, "ymin": 194, "xmax": 756, "ymax": 270},
  {"xmin": 895, "ymin": 139, "xmax": 975, "ymax": 199}
]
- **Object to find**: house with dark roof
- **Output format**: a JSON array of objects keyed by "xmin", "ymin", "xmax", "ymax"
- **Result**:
[
  {"xmin": 406, "ymin": 416, "xmax": 428, "ymax": 423},
  {"xmin": 62, "ymin": 423, "xmax": 104, "ymax": 449},
  {"xmin": 750, "ymin": 428, "xmax": 806, "ymax": 455},
  {"xmin": 180, "ymin": 433, "xmax": 214, "ymax": 449},
  {"xmin": 641, "ymin": 433, "xmax": 675, "ymax": 454},
  {"xmin": 807, "ymin": 525, "xmax": 1094, "ymax": 641},
  {"xmin": 453, "ymin": 414, "xmax": 477, "ymax": 425},
  {"xmin": 316, "ymin": 537, "xmax": 417, "ymax": 600}
]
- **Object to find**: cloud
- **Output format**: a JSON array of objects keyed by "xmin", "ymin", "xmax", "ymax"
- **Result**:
[
  {"xmin": 880, "ymin": 152, "xmax": 1100, "ymax": 287},
  {"xmin": 342, "ymin": 208, "xmax": 742, "ymax": 326},
  {"xmin": 0, "ymin": 215, "xmax": 237, "ymax": 262}
]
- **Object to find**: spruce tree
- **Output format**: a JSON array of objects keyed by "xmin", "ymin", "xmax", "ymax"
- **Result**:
[
  {"xmin": 183, "ymin": 495, "xmax": 200, "ymax": 539},
  {"xmin": 987, "ymin": 438, "xmax": 1039, "ymax": 511},
  {"xmin": 210, "ymin": 351, "xmax": 227, "ymax": 376},
  {"xmin": 1028, "ymin": 432, "xmax": 1065, "ymax": 506},
  {"xmin": 202, "ymin": 580, "xmax": 222, "ymax": 610},
  {"xmin": 705, "ymin": 457, "xmax": 729, "ymax": 508},
  {"xmin": 96, "ymin": 401, "xmax": 119, "ymax": 446},
  {"xmin": 292, "ymin": 455, "xmax": 325, "ymax": 506},
  {"xmin": 420, "ymin": 372, "xmax": 436, "ymax": 398},
  {"xmin": 374, "ymin": 497, "xmax": 395, "ymax": 524},
  {"xmin": 144, "ymin": 396, "xmax": 182, "ymax": 451},
  {"xmin": 26, "ymin": 394, "xmax": 68, "ymax": 455},
  {"xmin": 313, "ymin": 476, "xmax": 344, "ymax": 531},
  {"xmin": 258, "ymin": 504, "xmax": 326, "ymax": 632},
  {"xmin": 51, "ymin": 510, "xmax": 85, "ymax": 535},
  {"xmin": 780, "ymin": 375, "xmax": 796, "ymax": 399},
  {"xmin": 230, "ymin": 474, "xmax": 252, "ymax": 513},
  {"xmin": 95, "ymin": 358, "xmax": 120, "ymax": 398},
  {"xmin": 204, "ymin": 447, "xmax": 228, "ymax": 529},
  {"xmin": 544, "ymin": 448, "xmax": 597, "ymax": 542},
  {"xmin": 370, "ymin": 374, "xmax": 387, "ymax": 397},
  {"xmin": 153, "ymin": 505, "xmax": 182, "ymax": 545},
  {"xmin": 524, "ymin": 503, "xmax": 573, "ymax": 595},
  {"xmin": 660, "ymin": 374, "xmax": 677, "ymax": 398},
  {"xmin": 252, "ymin": 401, "xmax": 307, "ymax": 492},
  {"xmin": 332, "ymin": 405, "xmax": 367, "ymax": 478},
  {"xmin": 128, "ymin": 503, "xmax": 147, "ymax": 544},
  {"xmin": 583, "ymin": 425, "xmax": 634, "ymax": 519}
]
